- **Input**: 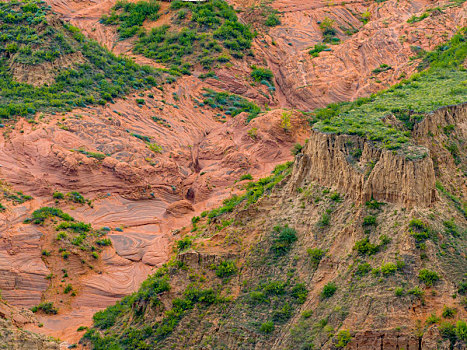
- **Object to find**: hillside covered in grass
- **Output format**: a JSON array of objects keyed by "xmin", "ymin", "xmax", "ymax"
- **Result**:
[
  {"xmin": 0, "ymin": 0, "xmax": 170, "ymax": 119},
  {"xmin": 101, "ymin": 0, "xmax": 254, "ymax": 74},
  {"xmin": 312, "ymin": 29, "xmax": 467, "ymax": 155}
]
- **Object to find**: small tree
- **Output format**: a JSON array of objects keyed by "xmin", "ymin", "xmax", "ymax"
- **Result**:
[{"xmin": 281, "ymin": 111, "xmax": 292, "ymax": 132}]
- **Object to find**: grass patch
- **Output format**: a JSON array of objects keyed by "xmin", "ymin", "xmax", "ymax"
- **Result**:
[
  {"xmin": 113, "ymin": 0, "xmax": 256, "ymax": 74},
  {"xmin": 312, "ymin": 29, "xmax": 467, "ymax": 155},
  {"xmin": 0, "ymin": 0, "xmax": 168, "ymax": 119},
  {"xmin": 200, "ymin": 88, "xmax": 261, "ymax": 122}
]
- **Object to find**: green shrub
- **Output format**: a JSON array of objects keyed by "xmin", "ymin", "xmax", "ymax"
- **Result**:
[
  {"xmin": 64, "ymin": 284, "xmax": 73, "ymax": 294},
  {"xmin": 336, "ymin": 330, "xmax": 352, "ymax": 348},
  {"xmin": 272, "ymin": 302, "xmax": 292, "ymax": 323},
  {"xmin": 321, "ymin": 282, "xmax": 337, "ymax": 299},
  {"xmin": 260, "ymin": 321, "xmax": 274, "ymax": 333},
  {"xmin": 263, "ymin": 280, "xmax": 286, "ymax": 296},
  {"xmin": 265, "ymin": 13, "xmax": 281, "ymax": 26},
  {"xmin": 309, "ymin": 43, "xmax": 328, "ymax": 57},
  {"xmin": 41, "ymin": 249, "xmax": 51, "ymax": 257},
  {"xmin": 418, "ymin": 269, "xmax": 440, "ymax": 286},
  {"xmin": 251, "ymin": 66, "xmax": 274, "ymax": 83},
  {"xmin": 56, "ymin": 221, "xmax": 91, "ymax": 233},
  {"xmin": 96, "ymin": 238, "xmax": 112, "ymax": 246},
  {"xmin": 458, "ymin": 281, "xmax": 467, "ymax": 295},
  {"xmin": 456, "ymin": 320, "xmax": 467, "ymax": 341},
  {"xmin": 354, "ymin": 237, "xmax": 379, "ymax": 255},
  {"xmin": 147, "ymin": 142, "xmax": 163, "ymax": 153},
  {"xmin": 291, "ymin": 283, "xmax": 308, "ymax": 304},
  {"xmin": 291, "ymin": 143, "xmax": 303, "ymax": 155},
  {"xmin": 408, "ymin": 287, "xmax": 424, "ymax": 298},
  {"xmin": 395, "ymin": 287, "xmax": 404, "ymax": 296},
  {"xmin": 240, "ymin": 173, "xmax": 253, "ymax": 181},
  {"xmin": 215, "ymin": 260, "xmax": 237, "ymax": 278},
  {"xmin": 177, "ymin": 237, "xmax": 192, "ymax": 251},
  {"xmin": 201, "ymin": 88, "xmax": 261, "ymax": 122},
  {"xmin": 66, "ymin": 192, "xmax": 85, "ymax": 204},
  {"xmin": 53, "ymin": 192, "xmax": 64, "ymax": 199},
  {"xmin": 270, "ymin": 225, "xmax": 297, "ymax": 256},
  {"xmin": 443, "ymin": 219, "xmax": 460, "ymax": 237},
  {"xmin": 31, "ymin": 302, "xmax": 58, "ymax": 315},
  {"xmin": 439, "ymin": 322, "xmax": 457, "ymax": 342},
  {"xmin": 362, "ymin": 215, "xmax": 377, "ymax": 226},
  {"xmin": 26, "ymin": 207, "xmax": 74, "ymax": 224},
  {"xmin": 380, "ymin": 262, "xmax": 397, "ymax": 276},
  {"xmin": 330, "ymin": 192, "xmax": 341, "ymax": 201},
  {"xmin": 365, "ymin": 199, "xmax": 384, "ymax": 210},
  {"xmin": 249, "ymin": 291, "xmax": 267, "ymax": 304},
  {"xmin": 442, "ymin": 306, "xmax": 457, "ymax": 318},
  {"xmin": 307, "ymin": 248, "xmax": 325, "ymax": 267},
  {"xmin": 318, "ymin": 212, "xmax": 331, "ymax": 227},
  {"xmin": 355, "ymin": 263, "xmax": 372, "ymax": 276},
  {"xmin": 56, "ymin": 232, "xmax": 67, "ymax": 241}
]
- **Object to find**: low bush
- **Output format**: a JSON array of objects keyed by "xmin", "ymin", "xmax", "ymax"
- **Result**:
[
  {"xmin": 215, "ymin": 260, "xmax": 237, "ymax": 278},
  {"xmin": 270, "ymin": 225, "xmax": 297, "ymax": 256},
  {"xmin": 418, "ymin": 269, "xmax": 440, "ymax": 286},
  {"xmin": 260, "ymin": 321, "xmax": 274, "ymax": 333},
  {"xmin": 31, "ymin": 302, "xmax": 58, "ymax": 315},
  {"xmin": 321, "ymin": 282, "xmax": 337, "ymax": 299}
]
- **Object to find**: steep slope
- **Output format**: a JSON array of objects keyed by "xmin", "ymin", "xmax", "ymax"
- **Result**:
[
  {"xmin": 81, "ymin": 26, "xmax": 467, "ymax": 350},
  {"xmin": 0, "ymin": 0, "xmax": 308, "ymax": 344}
]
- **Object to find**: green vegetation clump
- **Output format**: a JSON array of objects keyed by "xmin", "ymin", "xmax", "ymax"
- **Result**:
[
  {"xmin": 25, "ymin": 207, "xmax": 74, "ymax": 224},
  {"xmin": 321, "ymin": 282, "xmax": 337, "ymax": 299},
  {"xmin": 66, "ymin": 191, "xmax": 85, "ymax": 203},
  {"xmin": 124, "ymin": 0, "xmax": 254, "ymax": 74},
  {"xmin": 177, "ymin": 237, "xmax": 193, "ymax": 251},
  {"xmin": 312, "ymin": 29, "xmax": 467, "ymax": 155},
  {"xmin": 85, "ymin": 275, "xmax": 224, "ymax": 348},
  {"xmin": 201, "ymin": 88, "xmax": 261, "ymax": 122},
  {"xmin": 271, "ymin": 225, "xmax": 297, "ymax": 256},
  {"xmin": 335, "ymin": 330, "xmax": 352, "ymax": 348},
  {"xmin": 250, "ymin": 66, "xmax": 274, "ymax": 83},
  {"xmin": 2, "ymin": 191, "xmax": 32, "ymax": 204},
  {"xmin": 52, "ymin": 191, "xmax": 64, "ymax": 199},
  {"xmin": 418, "ymin": 268, "xmax": 440, "ymax": 286},
  {"xmin": 100, "ymin": 0, "xmax": 161, "ymax": 39},
  {"xmin": 205, "ymin": 162, "xmax": 292, "ymax": 219},
  {"xmin": 319, "ymin": 17, "xmax": 340, "ymax": 44},
  {"xmin": 260, "ymin": 321, "xmax": 275, "ymax": 333},
  {"xmin": 380, "ymin": 262, "xmax": 397, "ymax": 276},
  {"xmin": 354, "ymin": 237, "xmax": 379, "ymax": 256},
  {"xmin": 265, "ymin": 13, "xmax": 281, "ymax": 27},
  {"xmin": 362, "ymin": 215, "xmax": 377, "ymax": 226},
  {"xmin": 308, "ymin": 248, "xmax": 325, "ymax": 267},
  {"xmin": 0, "ymin": 0, "xmax": 167, "ymax": 119},
  {"xmin": 74, "ymin": 149, "xmax": 106, "ymax": 160},
  {"xmin": 31, "ymin": 302, "xmax": 58, "ymax": 315},
  {"xmin": 309, "ymin": 43, "xmax": 329, "ymax": 57},
  {"xmin": 239, "ymin": 173, "xmax": 253, "ymax": 181},
  {"xmin": 214, "ymin": 260, "xmax": 237, "ymax": 278}
]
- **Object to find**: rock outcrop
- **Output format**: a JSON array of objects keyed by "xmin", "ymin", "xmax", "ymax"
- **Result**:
[{"xmin": 288, "ymin": 130, "xmax": 437, "ymax": 207}]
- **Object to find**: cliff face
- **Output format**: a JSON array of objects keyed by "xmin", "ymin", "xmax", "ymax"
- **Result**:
[
  {"xmin": 288, "ymin": 130, "xmax": 437, "ymax": 207},
  {"xmin": 0, "ymin": 302, "xmax": 59, "ymax": 350}
]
